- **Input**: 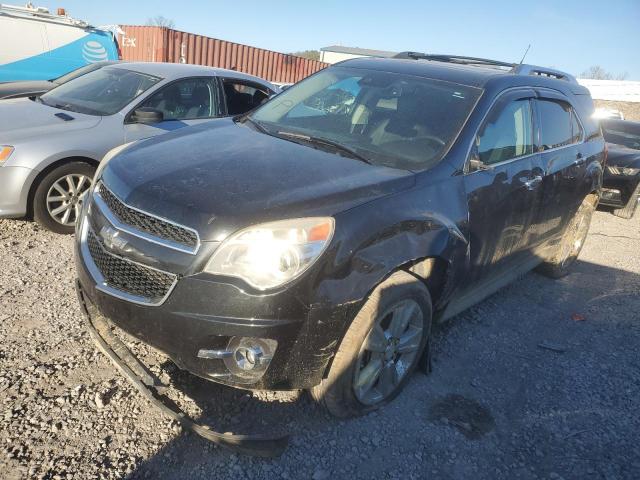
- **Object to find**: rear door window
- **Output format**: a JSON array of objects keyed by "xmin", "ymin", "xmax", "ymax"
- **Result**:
[
  {"xmin": 537, "ymin": 100, "xmax": 575, "ymax": 150},
  {"xmin": 222, "ymin": 80, "xmax": 272, "ymax": 115},
  {"xmin": 476, "ymin": 99, "xmax": 534, "ymax": 165}
]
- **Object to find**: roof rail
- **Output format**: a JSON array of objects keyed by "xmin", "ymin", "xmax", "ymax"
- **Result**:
[
  {"xmin": 0, "ymin": 3, "xmax": 91, "ymax": 27},
  {"xmin": 393, "ymin": 51, "xmax": 577, "ymax": 83},
  {"xmin": 393, "ymin": 52, "xmax": 514, "ymax": 69},
  {"xmin": 511, "ymin": 64, "xmax": 577, "ymax": 84}
]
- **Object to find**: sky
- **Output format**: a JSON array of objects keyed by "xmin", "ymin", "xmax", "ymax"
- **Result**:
[{"xmin": 37, "ymin": 0, "xmax": 640, "ymax": 80}]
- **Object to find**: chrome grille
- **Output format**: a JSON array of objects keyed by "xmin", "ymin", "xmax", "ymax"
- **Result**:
[
  {"xmin": 86, "ymin": 228, "xmax": 176, "ymax": 302},
  {"xmin": 97, "ymin": 183, "xmax": 198, "ymax": 249}
]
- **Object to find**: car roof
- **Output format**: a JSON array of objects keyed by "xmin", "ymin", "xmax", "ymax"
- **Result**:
[
  {"xmin": 335, "ymin": 57, "xmax": 589, "ymax": 96},
  {"xmin": 105, "ymin": 62, "xmax": 275, "ymax": 88}
]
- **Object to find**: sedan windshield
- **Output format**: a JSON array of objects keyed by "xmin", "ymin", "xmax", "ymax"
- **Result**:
[
  {"xmin": 51, "ymin": 61, "xmax": 113, "ymax": 85},
  {"xmin": 40, "ymin": 67, "xmax": 161, "ymax": 116},
  {"xmin": 251, "ymin": 66, "xmax": 481, "ymax": 170}
]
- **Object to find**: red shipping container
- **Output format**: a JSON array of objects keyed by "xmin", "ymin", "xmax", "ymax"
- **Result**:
[{"xmin": 118, "ymin": 25, "xmax": 327, "ymax": 83}]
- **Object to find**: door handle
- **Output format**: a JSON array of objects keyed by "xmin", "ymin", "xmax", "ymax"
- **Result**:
[{"xmin": 523, "ymin": 175, "xmax": 543, "ymax": 190}]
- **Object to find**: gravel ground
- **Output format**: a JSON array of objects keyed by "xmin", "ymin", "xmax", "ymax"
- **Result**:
[{"xmin": 0, "ymin": 210, "xmax": 639, "ymax": 480}]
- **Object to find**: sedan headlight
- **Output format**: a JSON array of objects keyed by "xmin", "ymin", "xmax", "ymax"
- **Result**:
[
  {"xmin": 607, "ymin": 165, "xmax": 640, "ymax": 176},
  {"xmin": 0, "ymin": 146, "xmax": 14, "ymax": 165},
  {"xmin": 204, "ymin": 217, "xmax": 334, "ymax": 290}
]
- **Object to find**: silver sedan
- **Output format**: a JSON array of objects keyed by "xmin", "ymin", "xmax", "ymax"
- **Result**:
[{"xmin": 0, "ymin": 62, "xmax": 277, "ymax": 233}]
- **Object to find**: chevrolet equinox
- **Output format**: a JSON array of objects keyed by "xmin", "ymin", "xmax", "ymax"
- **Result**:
[{"xmin": 75, "ymin": 53, "xmax": 605, "ymax": 454}]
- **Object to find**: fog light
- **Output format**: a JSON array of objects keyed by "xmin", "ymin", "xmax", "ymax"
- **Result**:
[
  {"xmin": 223, "ymin": 337, "xmax": 277, "ymax": 383},
  {"xmin": 234, "ymin": 346, "xmax": 263, "ymax": 371}
]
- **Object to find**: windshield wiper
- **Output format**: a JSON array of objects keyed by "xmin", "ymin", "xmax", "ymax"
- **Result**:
[
  {"xmin": 276, "ymin": 131, "xmax": 372, "ymax": 164},
  {"xmin": 240, "ymin": 115, "xmax": 269, "ymax": 134}
]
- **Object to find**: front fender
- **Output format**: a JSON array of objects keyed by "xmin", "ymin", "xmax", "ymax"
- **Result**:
[
  {"xmin": 313, "ymin": 177, "xmax": 469, "ymax": 314},
  {"xmin": 297, "ymin": 178, "xmax": 469, "ymax": 383}
]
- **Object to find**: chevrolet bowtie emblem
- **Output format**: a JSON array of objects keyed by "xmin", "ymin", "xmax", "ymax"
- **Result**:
[{"xmin": 99, "ymin": 225, "xmax": 128, "ymax": 252}]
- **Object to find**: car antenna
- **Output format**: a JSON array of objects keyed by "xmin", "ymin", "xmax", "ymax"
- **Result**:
[{"xmin": 519, "ymin": 44, "xmax": 531, "ymax": 65}]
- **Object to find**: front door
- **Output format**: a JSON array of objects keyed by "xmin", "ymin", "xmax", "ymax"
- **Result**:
[
  {"xmin": 124, "ymin": 77, "xmax": 221, "ymax": 142},
  {"xmin": 463, "ymin": 89, "xmax": 542, "ymax": 286}
]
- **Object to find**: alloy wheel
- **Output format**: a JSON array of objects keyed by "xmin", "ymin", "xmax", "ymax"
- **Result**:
[
  {"xmin": 46, "ymin": 174, "xmax": 92, "ymax": 227},
  {"xmin": 353, "ymin": 299, "xmax": 424, "ymax": 405}
]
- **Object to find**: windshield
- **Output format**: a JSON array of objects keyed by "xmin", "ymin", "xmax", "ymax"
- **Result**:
[
  {"xmin": 40, "ymin": 67, "xmax": 161, "ymax": 116},
  {"xmin": 602, "ymin": 122, "xmax": 640, "ymax": 151},
  {"xmin": 52, "ymin": 62, "xmax": 111, "ymax": 85},
  {"xmin": 251, "ymin": 66, "xmax": 481, "ymax": 170}
]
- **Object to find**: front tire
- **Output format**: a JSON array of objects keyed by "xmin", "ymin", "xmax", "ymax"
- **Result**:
[
  {"xmin": 311, "ymin": 271, "xmax": 432, "ymax": 418},
  {"xmin": 536, "ymin": 195, "xmax": 595, "ymax": 279},
  {"xmin": 33, "ymin": 162, "xmax": 95, "ymax": 234},
  {"xmin": 613, "ymin": 184, "xmax": 640, "ymax": 220}
]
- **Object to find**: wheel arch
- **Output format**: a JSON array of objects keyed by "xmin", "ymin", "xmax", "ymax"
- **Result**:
[{"xmin": 26, "ymin": 156, "xmax": 98, "ymax": 218}]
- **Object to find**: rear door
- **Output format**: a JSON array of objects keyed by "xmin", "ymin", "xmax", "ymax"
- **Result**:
[
  {"xmin": 463, "ymin": 89, "xmax": 542, "ymax": 285},
  {"xmin": 124, "ymin": 77, "xmax": 222, "ymax": 142},
  {"xmin": 528, "ymin": 92, "xmax": 587, "ymax": 251}
]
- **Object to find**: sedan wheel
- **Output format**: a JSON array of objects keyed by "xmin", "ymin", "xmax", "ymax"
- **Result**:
[
  {"xmin": 33, "ymin": 161, "xmax": 96, "ymax": 234},
  {"xmin": 46, "ymin": 174, "xmax": 92, "ymax": 227}
]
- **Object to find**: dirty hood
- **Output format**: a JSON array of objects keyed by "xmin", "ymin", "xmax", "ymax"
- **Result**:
[
  {"xmin": 0, "ymin": 97, "xmax": 102, "ymax": 143},
  {"xmin": 101, "ymin": 118, "xmax": 415, "ymax": 241}
]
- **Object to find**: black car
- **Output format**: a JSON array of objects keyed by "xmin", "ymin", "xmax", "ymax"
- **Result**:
[
  {"xmin": 75, "ymin": 53, "xmax": 605, "ymax": 455},
  {"xmin": 600, "ymin": 119, "xmax": 640, "ymax": 219},
  {"xmin": 0, "ymin": 61, "xmax": 119, "ymax": 99}
]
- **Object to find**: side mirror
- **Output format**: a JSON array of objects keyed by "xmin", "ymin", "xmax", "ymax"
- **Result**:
[
  {"xmin": 468, "ymin": 142, "xmax": 490, "ymax": 172},
  {"xmin": 133, "ymin": 108, "xmax": 163, "ymax": 124}
]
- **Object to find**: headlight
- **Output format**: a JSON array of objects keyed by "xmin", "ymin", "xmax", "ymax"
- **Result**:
[
  {"xmin": 607, "ymin": 165, "xmax": 640, "ymax": 176},
  {"xmin": 0, "ymin": 146, "xmax": 14, "ymax": 165},
  {"xmin": 204, "ymin": 217, "xmax": 334, "ymax": 290}
]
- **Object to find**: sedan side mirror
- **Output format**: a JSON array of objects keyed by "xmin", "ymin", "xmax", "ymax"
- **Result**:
[{"xmin": 133, "ymin": 108, "xmax": 164, "ymax": 124}]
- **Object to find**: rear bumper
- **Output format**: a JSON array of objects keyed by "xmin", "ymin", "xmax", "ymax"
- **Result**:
[{"xmin": 0, "ymin": 166, "xmax": 36, "ymax": 218}]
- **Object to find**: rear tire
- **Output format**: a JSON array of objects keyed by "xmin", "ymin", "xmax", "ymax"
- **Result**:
[
  {"xmin": 311, "ymin": 271, "xmax": 432, "ymax": 418},
  {"xmin": 33, "ymin": 162, "xmax": 95, "ymax": 234},
  {"xmin": 535, "ymin": 195, "xmax": 595, "ymax": 279},
  {"xmin": 612, "ymin": 184, "xmax": 640, "ymax": 220}
]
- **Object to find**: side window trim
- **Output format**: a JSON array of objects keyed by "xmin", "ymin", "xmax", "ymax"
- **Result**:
[
  {"xmin": 124, "ymin": 76, "xmax": 220, "ymax": 124},
  {"xmin": 465, "ymin": 89, "xmax": 537, "ymax": 174}
]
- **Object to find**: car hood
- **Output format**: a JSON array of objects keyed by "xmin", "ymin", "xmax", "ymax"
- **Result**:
[
  {"xmin": 0, "ymin": 80, "xmax": 53, "ymax": 99},
  {"xmin": 0, "ymin": 98, "xmax": 102, "ymax": 143},
  {"xmin": 101, "ymin": 118, "xmax": 415, "ymax": 241},
  {"xmin": 607, "ymin": 143, "xmax": 640, "ymax": 168}
]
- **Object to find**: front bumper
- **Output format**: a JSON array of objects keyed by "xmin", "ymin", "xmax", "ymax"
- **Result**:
[
  {"xmin": 601, "ymin": 173, "xmax": 640, "ymax": 207},
  {"xmin": 0, "ymin": 166, "xmax": 37, "ymax": 218},
  {"xmin": 76, "ymin": 281, "xmax": 289, "ymax": 457},
  {"xmin": 75, "ymin": 238, "xmax": 352, "ymax": 390}
]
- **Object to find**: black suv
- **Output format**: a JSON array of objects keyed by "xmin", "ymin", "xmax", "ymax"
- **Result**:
[{"xmin": 75, "ymin": 53, "xmax": 604, "ymax": 455}]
